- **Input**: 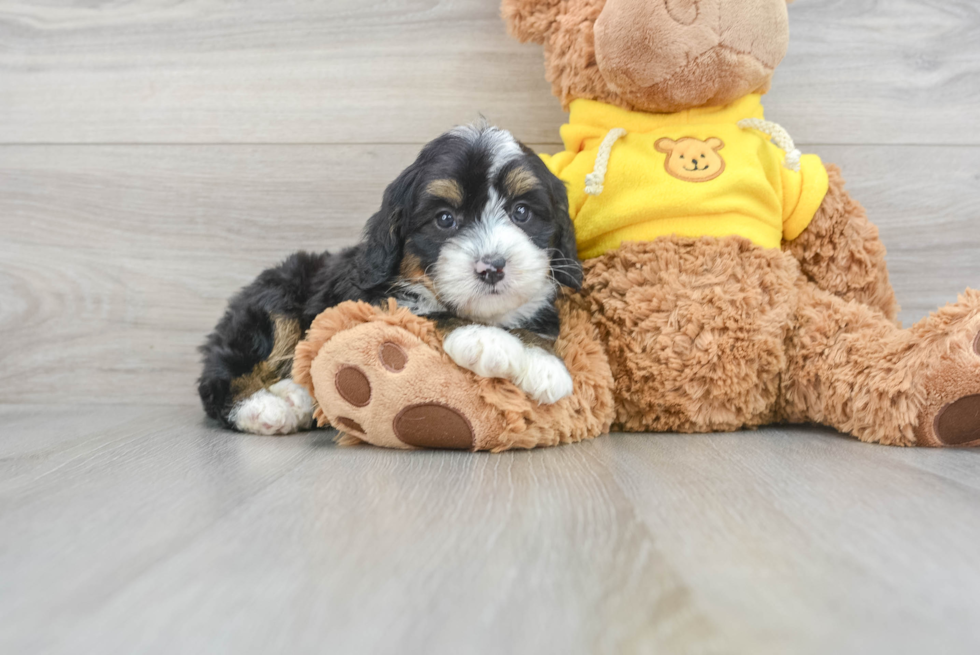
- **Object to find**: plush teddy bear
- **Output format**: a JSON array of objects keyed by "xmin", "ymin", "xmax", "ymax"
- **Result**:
[{"xmin": 293, "ymin": 0, "xmax": 980, "ymax": 450}]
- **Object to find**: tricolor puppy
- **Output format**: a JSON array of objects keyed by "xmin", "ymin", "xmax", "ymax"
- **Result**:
[{"xmin": 198, "ymin": 124, "xmax": 583, "ymax": 435}]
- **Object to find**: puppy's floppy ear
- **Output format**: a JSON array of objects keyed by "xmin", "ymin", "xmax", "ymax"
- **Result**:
[
  {"xmin": 501, "ymin": 0, "xmax": 562, "ymax": 44},
  {"xmin": 544, "ymin": 170, "xmax": 583, "ymax": 291},
  {"xmin": 519, "ymin": 143, "xmax": 583, "ymax": 290},
  {"xmin": 356, "ymin": 161, "xmax": 422, "ymax": 291}
]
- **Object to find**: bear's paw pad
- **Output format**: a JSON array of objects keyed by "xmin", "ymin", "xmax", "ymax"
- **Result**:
[
  {"xmin": 934, "ymin": 395, "xmax": 980, "ymax": 447},
  {"xmin": 393, "ymin": 403, "xmax": 474, "ymax": 450}
]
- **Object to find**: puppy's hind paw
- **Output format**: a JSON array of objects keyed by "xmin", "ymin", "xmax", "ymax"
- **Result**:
[
  {"xmin": 517, "ymin": 348, "xmax": 574, "ymax": 405},
  {"xmin": 230, "ymin": 389, "xmax": 299, "ymax": 435},
  {"xmin": 268, "ymin": 379, "xmax": 315, "ymax": 430}
]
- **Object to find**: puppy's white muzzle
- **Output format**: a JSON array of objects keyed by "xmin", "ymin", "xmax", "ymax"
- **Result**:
[{"xmin": 433, "ymin": 211, "xmax": 552, "ymax": 328}]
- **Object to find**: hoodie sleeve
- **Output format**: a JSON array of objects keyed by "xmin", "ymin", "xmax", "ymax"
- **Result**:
[{"xmin": 781, "ymin": 153, "xmax": 829, "ymax": 242}]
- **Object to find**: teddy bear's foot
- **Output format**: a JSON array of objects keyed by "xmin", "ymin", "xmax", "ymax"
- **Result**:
[
  {"xmin": 305, "ymin": 320, "xmax": 505, "ymax": 450},
  {"xmin": 292, "ymin": 298, "xmax": 616, "ymax": 452},
  {"xmin": 912, "ymin": 291, "xmax": 980, "ymax": 447},
  {"xmin": 915, "ymin": 321, "xmax": 980, "ymax": 447},
  {"xmin": 931, "ymin": 395, "xmax": 980, "ymax": 447}
]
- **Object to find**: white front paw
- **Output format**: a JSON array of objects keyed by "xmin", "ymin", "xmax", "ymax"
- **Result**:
[
  {"xmin": 516, "ymin": 348, "xmax": 574, "ymax": 405},
  {"xmin": 444, "ymin": 325, "xmax": 527, "ymax": 380}
]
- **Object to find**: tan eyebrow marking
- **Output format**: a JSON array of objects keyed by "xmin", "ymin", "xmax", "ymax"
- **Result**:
[
  {"xmin": 504, "ymin": 167, "xmax": 540, "ymax": 196},
  {"xmin": 425, "ymin": 179, "xmax": 463, "ymax": 205}
]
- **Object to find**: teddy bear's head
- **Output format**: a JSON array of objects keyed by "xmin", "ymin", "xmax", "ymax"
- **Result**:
[{"xmin": 503, "ymin": 0, "xmax": 791, "ymax": 113}]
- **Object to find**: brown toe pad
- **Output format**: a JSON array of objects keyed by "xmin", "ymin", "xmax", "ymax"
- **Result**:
[
  {"xmin": 393, "ymin": 403, "xmax": 474, "ymax": 450},
  {"xmin": 379, "ymin": 341, "xmax": 408, "ymax": 372},
  {"xmin": 934, "ymin": 395, "xmax": 980, "ymax": 447},
  {"xmin": 335, "ymin": 416, "xmax": 365, "ymax": 436},
  {"xmin": 335, "ymin": 366, "xmax": 371, "ymax": 407}
]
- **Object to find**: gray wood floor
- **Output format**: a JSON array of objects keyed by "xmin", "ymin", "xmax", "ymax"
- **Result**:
[
  {"xmin": 4, "ymin": 406, "xmax": 980, "ymax": 654},
  {"xmin": 2, "ymin": 1, "xmax": 980, "ymax": 653}
]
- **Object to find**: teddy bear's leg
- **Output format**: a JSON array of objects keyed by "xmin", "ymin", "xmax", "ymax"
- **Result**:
[
  {"xmin": 301, "ymin": 320, "xmax": 506, "ymax": 450},
  {"xmin": 784, "ymin": 165, "xmax": 901, "ymax": 322},
  {"xmin": 780, "ymin": 283, "xmax": 980, "ymax": 447},
  {"xmin": 583, "ymin": 239, "xmax": 801, "ymax": 434},
  {"xmin": 292, "ymin": 300, "xmax": 615, "ymax": 452}
]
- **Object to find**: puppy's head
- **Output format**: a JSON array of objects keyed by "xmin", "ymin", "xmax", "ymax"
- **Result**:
[{"xmin": 359, "ymin": 124, "xmax": 581, "ymax": 327}]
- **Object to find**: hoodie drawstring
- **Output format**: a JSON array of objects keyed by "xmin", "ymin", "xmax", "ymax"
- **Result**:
[
  {"xmin": 737, "ymin": 118, "xmax": 802, "ymax": 172},
  {"xmin": 585, "ymin": 128, "xmax": 627, "ymax": 196}
]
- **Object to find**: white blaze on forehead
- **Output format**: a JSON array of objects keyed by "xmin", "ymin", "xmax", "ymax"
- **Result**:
[
  {"xmin": 480, "ymin": 186, "xmax": 507, "ymax": 226},
  {"xmin": 451, "ymin": 123, "xmax": 523, "ymax": 176}
]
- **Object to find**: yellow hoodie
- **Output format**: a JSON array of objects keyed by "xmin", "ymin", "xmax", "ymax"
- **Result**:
[{"xmin": 541, "ymin": 95, "xmax": 829, "ymax": 260}]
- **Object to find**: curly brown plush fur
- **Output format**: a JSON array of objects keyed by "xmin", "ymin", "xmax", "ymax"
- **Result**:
[
  {"xmin": 583, "ymin": 240, "xmax": 980, "ymax": 446},
  {"xmin": 780, "ymin": 287, "xmax": 980, "ymax": 447},
  {"xmin": 583, "ymin": 238, "xmax": 798, "ymax": 433},
  {"xmin": 785, "ymin": 165, "xmax": 900, "ymax": 322}
]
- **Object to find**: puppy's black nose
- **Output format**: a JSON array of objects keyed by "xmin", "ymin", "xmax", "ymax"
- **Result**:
[{"xmin": 475, "ymin": 256, "xmax": 506, "ymax": 286}]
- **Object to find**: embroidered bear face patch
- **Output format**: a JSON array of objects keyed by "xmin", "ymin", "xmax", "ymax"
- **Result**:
[{"xmin": 655, "ymin": 137, "xmax": 726, "ymax": 182}]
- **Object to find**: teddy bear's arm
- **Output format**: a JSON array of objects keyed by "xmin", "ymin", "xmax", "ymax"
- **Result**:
[{"xmin": 783, "ymin": 164, "xmax": 900, "ymax": 322}]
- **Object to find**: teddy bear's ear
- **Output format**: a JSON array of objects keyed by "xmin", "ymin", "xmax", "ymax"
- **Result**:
[
  {"xmin": 705, "ymin": 138, "xmax": 725, "ymax": 151},
  {"xmin": 501, "ymin": 0, "xmax": 562, "ymax": 44},
  {"xmin": 654, "ymin": 138, "xmax": 677, "ymax": 154}
]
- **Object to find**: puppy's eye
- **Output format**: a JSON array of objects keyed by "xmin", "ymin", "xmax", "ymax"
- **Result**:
[
  {"xmin": 511, "ymin": 203, "xmax": 532, "ymax": 224},
  {"xmin": 435, "ymin": 211, "xmax": 457, "ymax": 230}
]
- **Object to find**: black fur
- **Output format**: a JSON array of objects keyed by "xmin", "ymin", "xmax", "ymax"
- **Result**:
[{"xmin": 198, "ymin": 127, "xmax": 582, "ymax": 428}]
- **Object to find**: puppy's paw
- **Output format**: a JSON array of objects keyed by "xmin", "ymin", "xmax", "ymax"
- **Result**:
[
  {"xmin": 444, "ymin": 325, "xmax": 527, "ymax": 381},
  {"xmin": 268, "ymin": 379, "xmax": 315, "ymax": 430},
  {"xmin": 230, "ymin": 380, "xmax": 314, "ymax": 436},
  {"xmin": 516, "ymin": 348, "xmax": 574, "ymax": 405},
  {"xmin": 230, "ymin": 389, "xmax": 297, "ymax": 435}
]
